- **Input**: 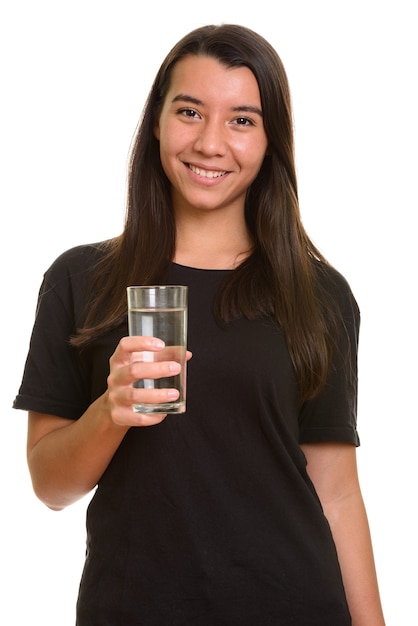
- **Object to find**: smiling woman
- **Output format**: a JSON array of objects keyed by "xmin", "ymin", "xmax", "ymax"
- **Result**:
[
  {"xmin": 155, "ymin": 56, "xmax": 268, "ymax": 228},
  {"xmin": 13, "ymin": 23, "xmax": 385, "ymax": 625}
]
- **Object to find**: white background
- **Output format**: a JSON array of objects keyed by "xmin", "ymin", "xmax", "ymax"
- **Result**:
[{"xmin": 1, "ymin": 1, "xmax": 416, "ymax": 624}]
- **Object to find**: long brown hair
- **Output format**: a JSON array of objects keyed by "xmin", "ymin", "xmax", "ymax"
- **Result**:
[{"xmin": 72, "ymin": 24, "xmax": 340, "ymax": 403}]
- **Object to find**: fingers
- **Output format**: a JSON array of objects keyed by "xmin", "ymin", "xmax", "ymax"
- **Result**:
[
  {"xmin": 110, "ymin": 335, "xmax": 166, "ymax": 368},
  {"xmin": 108, "ymin": 359, "xmax": 181, "ymax": 404},
  {"xmin": 111, "ymin": 353, "xmax": 182, "ymax": 388},
  {"xmin": 106, "ymin": 336, "xmax": 185, "ymax": 428}
]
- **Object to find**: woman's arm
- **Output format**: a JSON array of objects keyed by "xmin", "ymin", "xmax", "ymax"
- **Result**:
[
  {"xmin": 27, "ymin": 336, "xmax": 183, "ymax": 511},
  {"xmin": 300, "ymin": 441, "xmax": 386, "ymax": 626}
]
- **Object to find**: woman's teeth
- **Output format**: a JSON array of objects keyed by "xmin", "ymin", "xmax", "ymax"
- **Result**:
[{"xmin": 189, "ymin": 164, "xmax": 226, "ymax": 179}]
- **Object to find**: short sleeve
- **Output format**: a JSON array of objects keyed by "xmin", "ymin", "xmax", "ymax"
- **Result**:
[
  {"xmin": 298, "ymin": 267, "xmax": 361, "ymax": 446},
  {"xmin": 13, "ymin": 246, "xmax": 96, "ymax": 419}
]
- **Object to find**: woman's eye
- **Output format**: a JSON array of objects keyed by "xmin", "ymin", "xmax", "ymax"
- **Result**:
[
  {"xmin": 233, "ymin": 117, "xmax": 254, "ymax": 126},
  {"xmin": 178, "ymin": 108, "xmax": 199, "ymax": 119}
]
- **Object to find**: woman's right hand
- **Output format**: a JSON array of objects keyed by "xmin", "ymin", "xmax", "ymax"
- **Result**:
[
  {"xmin": 106, "ymin": 336, "xmax": 186, "ymax": 428},
  {"xmin": 26, "ymin": 335, "xmax": 191, "ymax": 509}
]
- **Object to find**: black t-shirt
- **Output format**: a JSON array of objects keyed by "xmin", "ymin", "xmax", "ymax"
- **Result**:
[{"xmin": 14, "ymin": 243, "xmax": 360, "ymax": 625}]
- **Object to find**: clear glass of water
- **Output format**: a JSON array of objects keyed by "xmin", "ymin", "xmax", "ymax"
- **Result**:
[{"xmin": 127, "ymin": 285, "xmax": 188, "ymax": 414}]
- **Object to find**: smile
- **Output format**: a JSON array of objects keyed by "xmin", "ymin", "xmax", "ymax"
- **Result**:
[{"xmin": 188, "ymin": 164, "xmax": 227, "ymax": 179}]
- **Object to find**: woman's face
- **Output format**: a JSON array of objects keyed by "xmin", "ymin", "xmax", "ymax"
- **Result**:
[{"xmin": 154, "ymin": 55, "xmax": 268, "ymax": 217}]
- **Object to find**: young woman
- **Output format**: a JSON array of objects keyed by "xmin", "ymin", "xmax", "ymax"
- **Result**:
[{"xmin": 14, "ymin": 24, "xmax": 385, "ymax": 625}]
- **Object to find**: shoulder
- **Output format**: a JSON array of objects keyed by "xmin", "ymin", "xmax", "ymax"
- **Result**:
[
  {"xmin": 43, "ymin": 240, "xmax": 114, "ymax": 287},
  {"xmin": 37, "ymin": 240, "xmax": 117, "ymax": 320},
  {"xmin": 46, "ymin": 240, "xmax": 113, "ymax": 274},
  {"xmin": 315, "ymin": 260, "xmax": 360, "ymax": 322},
  {"xmin": 315, "ymin": 260, "xmax": 354, "ymax": 297}
]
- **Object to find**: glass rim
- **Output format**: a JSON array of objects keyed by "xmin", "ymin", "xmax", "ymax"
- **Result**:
[{"xmin": 127, "ymin": 285, "xmax": 188, "ymax": 292}]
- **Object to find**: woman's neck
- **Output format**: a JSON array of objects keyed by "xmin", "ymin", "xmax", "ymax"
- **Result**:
[{"xmin": 173, "ymin": 210, "xmax": 252, "ymax": 270}]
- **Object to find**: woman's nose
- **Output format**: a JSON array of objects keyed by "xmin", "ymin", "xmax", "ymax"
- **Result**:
[{"xmin": 193, "ymin": 120, "xmax": 227, "ymax": 156}]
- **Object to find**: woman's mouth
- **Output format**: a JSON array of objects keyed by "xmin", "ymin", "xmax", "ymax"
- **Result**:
[{"xmin": 188, "ymin": 164, "xmax": 227, "ymax": 179}]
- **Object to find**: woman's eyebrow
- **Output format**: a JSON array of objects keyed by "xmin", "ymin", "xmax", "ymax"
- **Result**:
[
  {"xmin": 231, "ymin": 105, "xmax": 263, "ymax": 117},
  {"xmin": 171, "ymin": 94, "xmax": 263, "ymax": 117},
  {"xmin": 172, "ymin": 94, "xmax": 203, "ymax": 106}
]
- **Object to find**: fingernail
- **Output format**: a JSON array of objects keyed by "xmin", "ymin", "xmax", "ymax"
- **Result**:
[{"xmin": 169, "ymin": 362, "xmax": 181, "ymax": 373}]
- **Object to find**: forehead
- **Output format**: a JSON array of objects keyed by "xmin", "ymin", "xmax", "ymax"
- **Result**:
[{"xmin": 166, "ymin": 55, "xmax": 262, "ymax": 105}]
